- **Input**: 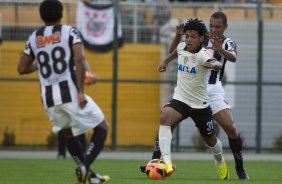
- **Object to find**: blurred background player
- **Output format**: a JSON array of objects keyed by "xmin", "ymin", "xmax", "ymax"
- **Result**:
[
  {"xmin": 17, "ymin": 0, "xmax": 109, "ymax": 183},
  {"xmin": 156, "ymin": 18, "xmax": 229, "ymax": 180}
]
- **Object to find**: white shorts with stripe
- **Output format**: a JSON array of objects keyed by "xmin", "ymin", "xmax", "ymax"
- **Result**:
[
  {"xmin": 46, "ymin": 95, "xmax": 104, "ymax": 136},
  {"xmin": 207, "ymin": 82, "xmax": 231, "ymax": 115}
]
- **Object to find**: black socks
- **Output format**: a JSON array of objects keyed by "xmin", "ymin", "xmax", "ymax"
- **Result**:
[
  {"xmin": 85, "ymin": 128, "xmax": 107, "ymax": 170},
  {"xmin": 152, "ymin": 135, "xmax": 161, "ymax": 159},
  {"xmin": 228, "ymin": 135, "xmax": 244, "ymax": 170},
  {"xmin": 66, "ymin": 136, "xmax": 85, "ymax": 166}
]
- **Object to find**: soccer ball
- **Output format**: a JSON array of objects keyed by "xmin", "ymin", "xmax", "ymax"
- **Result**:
[{"xmin": 145, "ymin": 159, "xmax": 167, "ymax": 180}]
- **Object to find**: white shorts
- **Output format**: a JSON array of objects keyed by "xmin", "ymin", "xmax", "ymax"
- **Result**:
[
  {"xmin": 46, "ymin": 95, "xmax": 105, "ymax": 136},
  {"xmin": 207, "ymin": 82, "xmax": 231, "ymax": 115}
]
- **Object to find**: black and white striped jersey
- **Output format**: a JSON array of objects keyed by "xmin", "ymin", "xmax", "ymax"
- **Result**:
[
  {"xmin": 205, "ymin": 36, "xmax": 237, "ymax": 84},
  {"xmin": 23, "ymin": 25, "xmax": 82, "ymax": 108}
]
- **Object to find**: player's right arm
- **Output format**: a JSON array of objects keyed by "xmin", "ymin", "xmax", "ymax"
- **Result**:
[
  {"xmin": 169, "ymin": 24, "xmax": 184, "ymax": 53},
  {"xmin": 157, "ymin": 48, "xmax": 177, "ymax": 73},
  {"xmin": 18, "ymin": 37, "xmax": 37, "ymax": 75}
]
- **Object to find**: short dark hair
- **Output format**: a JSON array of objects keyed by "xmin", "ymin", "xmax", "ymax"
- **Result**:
[
  {"xmin": 39, "ymin": 0, "xmax": 63, "ymax": 23},
  {"xmin": 183, "ymin": 18, "xmax": 208, "ymax": 37},
  {"xmin": 211, "ymin": 12, "xmax": 227, "ymax": 25}
]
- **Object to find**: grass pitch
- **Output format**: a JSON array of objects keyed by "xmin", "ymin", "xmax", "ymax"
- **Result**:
[{"xmin": 0, "ymin": 159, "xmax": 281, "ymax": 184}]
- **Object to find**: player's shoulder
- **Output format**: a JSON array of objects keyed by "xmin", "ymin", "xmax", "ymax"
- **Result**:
[
  {"xmin": 177, "ymin": 41, "xmax": 186, "ymax": 50},
  {"xmin": 60, "ymin": 24, "xmax": 76, "ymax": 33},
  {"xmin": 223, "ymin": 36, "xmax": 236, "ymax": 44},
  {"xmin": 199, "ymin": 47, "xmax": 212, "ymax": 55},
  {"xmin": 27, "ymin": 26, "xmax": 45, "ymax": 41},
  {"xmin": 197, "ymin": 47, "xmax": 214, "ymax": 61}
]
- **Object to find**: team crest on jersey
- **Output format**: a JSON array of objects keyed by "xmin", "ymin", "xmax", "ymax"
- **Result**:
[
  {"xmin": 178, "ymin": 64, "xmax": 196, "ymax": 74},
  {"xmin": 36, "ymin": 31, "xmax": 61, "ymax": 48},
  {"xmin": 191, "ymin": 55, "xmax": 197, "ymax": 63},
  {"xmin": 228, "ymin": 42, "xmax": 235, "ymax": 50}
]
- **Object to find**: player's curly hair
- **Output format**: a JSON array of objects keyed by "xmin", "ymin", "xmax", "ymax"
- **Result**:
[
  {"xmin": 183, "ymin": 18, "xmax": 208, "ymax": 37},
  {"xmin": 39, "ymin": 0, "xmax": 63, "ymax": 23}
]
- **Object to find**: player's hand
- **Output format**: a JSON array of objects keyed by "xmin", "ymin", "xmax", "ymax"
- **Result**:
[
  {"xmin": 206, "ymin": 33, "xmax": 223, "ymax": 52},
  {"xmin": 157, "ymin": 62, "xmax": 167, "ymax": 73},
  {"xmin": 175, "ymin": 24, "xmax": 184, "ymax": 36},
  {"xmin": 84, "ymin": 71, "xmax": 99, "ymax": 86},
  {"xmin": 201, "ymin": 62, "xmax": 215, "ymax": 69},
  {"xmin": 78, "ymin": 92, "xmax": 87, "ymax": 108}
]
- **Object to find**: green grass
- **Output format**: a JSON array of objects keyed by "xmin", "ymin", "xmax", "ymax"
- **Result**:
[{"xmin": 0, "ymin": 159, "xmax": 282, "ymax": 184}]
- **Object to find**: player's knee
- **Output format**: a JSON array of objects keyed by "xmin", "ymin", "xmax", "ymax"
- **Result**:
[
  {"xmin": 97, "ymin": 120, "xmax": 109, "ymax": 131},
  {"xmin": 159, "ymin": 113, "xmax": 172, "ymax": 126},
  {"xmin": 202, "ymin": 135, "xmax": 217, "ymax": 147}
]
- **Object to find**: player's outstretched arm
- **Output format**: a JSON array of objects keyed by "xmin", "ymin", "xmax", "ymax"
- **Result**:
[
  {"xmin": 201, "ymin": 60, "xmax": 222, "ymax": 71},
  {"xmin": 157, "ymin": 49, "xmax": 177, "ymax": 73}
]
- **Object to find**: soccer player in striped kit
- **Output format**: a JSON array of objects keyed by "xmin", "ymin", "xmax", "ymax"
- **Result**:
[
  {"xmin": 205, "ymin": 11, "xmax": 249, "ymax": 180},
  {"xmin": 17, "ymin": 0, "xmax": 109, "ymax": 183}
]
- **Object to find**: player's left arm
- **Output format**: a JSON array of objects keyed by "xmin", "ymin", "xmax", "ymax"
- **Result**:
[
  {"xmin": 218, "ymin": 48, "xmax": 237, "ymax": 63},
  {"xmin": 202, "ymin": 59, "xmax": 222, "ymax": 71}
]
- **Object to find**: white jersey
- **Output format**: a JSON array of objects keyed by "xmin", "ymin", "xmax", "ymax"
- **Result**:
[
  {"xmin": 23, "ymin": 25, "xmax": 82, "ymax": 109},
  {"xmin": 173, "ymin": 42, "xmax": 215, "ymax": 109},
  {"xmin": 206, "ymin": 36, "xmax": 237, "ymax": 84}
]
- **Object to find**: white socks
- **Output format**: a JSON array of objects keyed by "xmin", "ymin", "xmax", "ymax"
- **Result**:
[
  {"xmin": 158, "ymin": 125, "xmax": 172, "ymax": 163},
  {"xmin": 210, "ymin": 138, "xmax": 224, "ymax": 166}
]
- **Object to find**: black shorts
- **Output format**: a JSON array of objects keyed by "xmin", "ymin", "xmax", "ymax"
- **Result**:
[{"xmin": 164, "ymin": 99, "xmax": 214, "ymax": 137}]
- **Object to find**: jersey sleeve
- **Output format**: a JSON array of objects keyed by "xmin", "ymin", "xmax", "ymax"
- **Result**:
[
  {"xmin": 200, "ymin": 48, "xmax": 215, "ymax": 64},
  {"xmin": 177, "ymin": 42, "xmax": 186, "ymax": 54},
  {"xmin": 226, "ymin": 40, "xmax": 237, "ymax": 52},
  {"xmin": 23, "ymin": 35, "xmax": 35, "ymax": 59},
  {"xmin": 70, "ymin": 27, "xmax": 83, "ymax": 45}
]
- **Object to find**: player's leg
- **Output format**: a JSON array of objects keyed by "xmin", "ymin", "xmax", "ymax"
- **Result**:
[
  {"xmin": 73, "ymin": 95, "xmax": 110, "ymax": 183},
  {"xmin": 192, "ymin": 107, "xmax": 229, "ymax": 180},
  {"xmin": 213, "ymin": 120, "xmax": 221, "ymax": 137},
  {"xmin": 158, "ymin": 106, "xmax": 182, "ymax": 176},
  {"xmin": 62, "ymin": 129, "xmax": 86, "ymax": 165},
  {"xmin": 46, "ymin": 105, "xmax": 89, "ymax": 183},
  {"xmin": 140, "ymin": 123, "xmax": 177, "ymax": 173},
  {"xmin": 213, "ymin": 108, "xmax": 249, "ymax": 180},
  {"xmin": 77, "ymin": 133, "xmax": 88, "ymax": 152},
  {"xmin": 57, "ymin": 130, "xmax": 66, "ymax": 159},
  {"xmin": 84, "ymin": 120, "xmax": 108, "ymax": 170},
  {"xmin": 83, "ymin": 120, "xmax": 109, "ymax": 184},
  {"xmin": 152, "ymin": 123, "xmax": 178, "ymax": 160}
]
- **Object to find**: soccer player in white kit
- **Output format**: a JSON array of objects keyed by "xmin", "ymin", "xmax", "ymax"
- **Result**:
[
  {"xmin": 156, "ymin": 18, "xmax": 229, "ymax": 179},
  {"xmin": 166, "ymin": 12, "xmax": 249, "ymax": 180},
  {"xmin": 17, "ymin": 1, "xmax": 110, "ymax": 183},
  {"xmin": 141, "ymin": 12, "xmax": 249, "ymax": 180}
]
